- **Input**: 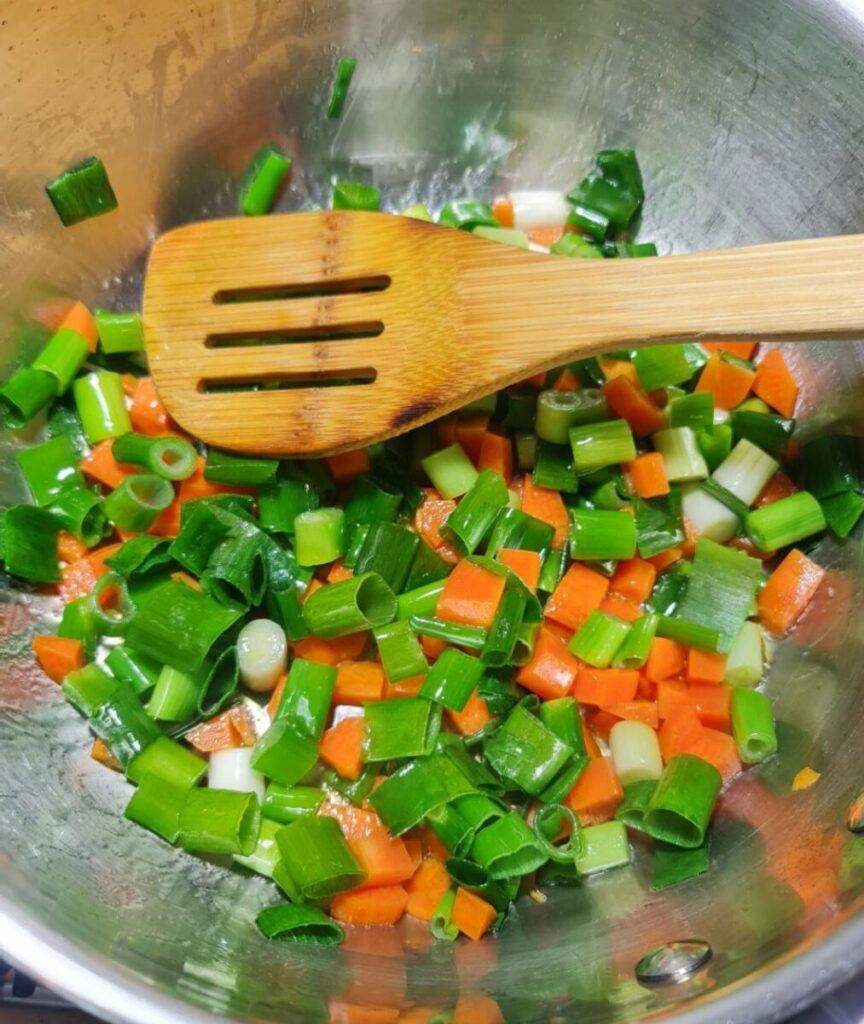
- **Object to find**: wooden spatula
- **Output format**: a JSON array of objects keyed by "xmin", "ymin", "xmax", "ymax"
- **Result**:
[{"xmin": 143, "ymin": 211, "xmax": 864, "ymax": 457}]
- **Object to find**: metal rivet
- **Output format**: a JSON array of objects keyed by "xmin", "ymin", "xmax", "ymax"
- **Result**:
[
  {"xmin": 635, "ymin": 940, "xmax": 712, "ymax": 987},
  {"xmin": 846, "ymin": 792, "xmax": 864, "ymax": 833}
]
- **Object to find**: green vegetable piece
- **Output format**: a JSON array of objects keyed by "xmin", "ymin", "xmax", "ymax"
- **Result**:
[{"xmin": 45, "ymin": 156, "xmax": 118, "ymax": 226}]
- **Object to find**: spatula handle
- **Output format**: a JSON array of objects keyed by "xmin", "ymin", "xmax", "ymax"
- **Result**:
[{"xmin": 457, "ymin": 233, "xmax": 864, "ymax": 375}]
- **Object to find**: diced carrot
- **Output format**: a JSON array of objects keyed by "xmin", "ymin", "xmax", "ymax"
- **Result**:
[
  {"xmin": 90, "ymin": 737, "xmax": 122, "ymax": 771},
  {"xmin": 303, "ymin": 577, "xmax": 325, "ymax": 602},
  {"xmin": 682, "ymin": 727, "xmax": 741, "ymax": 782},
  {"xmin": 587, "ymin": 708, "xmax": 622, "ymax": 739},
  {"xmin": 265, "ymin": 675, "xmax": 288, "ymax": 718},
  {"xmin": 437, "ymin": 559, "xmax": 506, "ymax": 629},
  {"xmin": 227, "ymin": 704, "xmax": 258, "ymax": 746},
  {"xmin": 452, "ymin": 996, "xmax": 504, "ymax": 1024},
  {"xmin": 413, "ymin": 488, "xmax": 458, "ymax": 552},
  {"xmin": 520, "ymin": 371, "xmax": 547, "ymax": 389},
  {"xmin": 688, "ymin": 683, "xmax": 732, "ymax": 729},
  {"xmin": 57, "ymin": 531, "xmax": 88, "ymax": 564},
  {"xmin": 792, "ymin": 766, "xmax": 821, "ymax": 791},
  {"xmin": 326, "ymin": 559, "xmax": 353, "ymax": 583},
  {"xmin": 292, "ymin": 632, "xmax": 368, "ymax": 665},
  {"xmin": 525, "ymin": 225, "xmax": 565, "ymax": 249},
  {"xmin": 610, "ymin": 558, "xmax": 656, "ymax": 604},
  {"xmin": 80, "ymin": 439, "xmax": 137, "ymax": 489},
  {"xmin": 186, "ymin": 710, "xmax": 242, "ymax": 753},
  {"xmin": 657, "ymin": 677, "xmax": 690, "ymax": 720},
  {"xmin": 175, "ymin": 455, "xmax": 254, "ymax": 504},
  {"xmin": 58, "ymin": 300, "xmax": 99, "ymax": 352},
  {"xmin": 329, "ymin": 1002, "xmax": 400, "ymax": 1024},
  {"xmin": 753, "ymin": 349, "xmax": 798, "ymax": 417},
  {"xmin": 636, "ymin": 674, "xmax": 655, "ymax": 701},
  {"xmin": 599, "ymin": 358, "xmax": 638, "ymax": 384},
  {"xmin": 404, "ymin": 838, "xmax": 423, "ymax": 874},
  {"xmin": 695, "ymin": 356, "xmax": 755, "ymax": 410},
  {"xmin": 319, "ymin": 716, "xmax": 364, "ymax": 780},
  {"xmin": 334, "ymin": 661, "xmax": 386, "ymax": 704},
  {"xmin": 727, "ymin": 535, "xmax": 772, "ymax": 562},
  {"xmin": 758, "ymin": 548, "xmax": 826, "ymax": 635},
  {"xmin": 405, "ymin": 859, "xmax": 452, "ymax": 922},
  {"xmin": 599, "ymin": 594, "xmax": 643, "ymax": 623},
  {"xmin": 544, "ymin": 562, "xmax": 609, "ymax": 631},
  {"xmin": 319, "ymin": 802, "xmax": 385, "ymax": 838},
  {"xmin": 326, "ymin": 448, "xmax": 371, "ymax": 484},
  {"xmin": 31, "ymin": 635, "xmax": 85, "ymax": 683},
  {"xmin": 497, "ymin": 548, "xmax": 542, "ymax": 592},
  {"xmin": 58, "ymin": 542, "xmax": 122, "ymax": 603},
  {"xmin": 626, "ymin": 452, "xmax": 670, "ymax": 498},
  {"xmin": 553, "ymin": 367, "xmax": 581, "ymax": 391},
  {"xmin": 446, "ymin": 691, "xmax": 492, "ymax": 736},
  {"xmin": 420, "ymin": 634, "xmax": 446, "ymax": 661},
  {"xmin": 436, "ymin": 417, "xmax": 458, "ymax": 447},
  {"xmin": 687, "ymin": 649, "xmax": 726, "ymax": 685},
  {"xmin": 701, "ymin": 341, "xmax": 758, "ymax": 360},
  {"xmin": 603, "ymin": 375, "xmax": 665, "ymax": 436},
  {"xmin": 644, "ymin": 637, "xmax": 686, "ymax": 684},
  {"xmin": 522, "ymin": 474, "xmax": 569, "ymax": 549},
  {"xmin": 516, "ymin": 625, "xmax": 582, "ymax": 700},
  {"xmin": 573, "ymin": 667, "xmax": 639, "ymax": 706},
  {"xmin": 647, "ymin": 546, "xmax": 683, "ymax": 572},
  {"xmin": 580, "ymin": 715, "xmax": 602, "ymax": 758},
  {"xmin": 607, "ymin": 701, "xmax": 660, "ymax": 730},
  {"xmin": 755, "ymin": 470, "xmax": 798, "ymax": 508},
  {"xmin": 658, "ymin": 705, "xmax": 704, "ymax": 762},
  {"xmin": 451, "ymin": 887, "xmax": 497, "ymax": 941},
  {"xmin": 331, "ymin": 884, "xmax": 408, "ymax": 926},
  {"xmin": 128, "ymin": 377, "xmax": 173, "ymax": 435},
  {"xmin": 419, "ymin": 824, "xmax": 450, "ymax": 862},
  {"xmin": 492, "ymin": 196, "xmax": 514, "ymax": 228},
  {"xmin": 476, "ymin": 432, "xmax": 513, "ymax": 483},
  {"xmin": 566, "ymin": 756, "xmax": 624, "ymax": 825},
  {"xmin": 386, "ymin": 673, "xmax": 427, "ymax": 699},
  {"xmin": 455, "ymin": 415, "xmax": 490, "ymax": 465},
  {"xmin": 350, "ymin": 832, "xmax": 415, "ymax": 890}
]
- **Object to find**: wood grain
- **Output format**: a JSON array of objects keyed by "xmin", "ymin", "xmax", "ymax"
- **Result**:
[{"xmin": 143, "ymin": 211, "xmax": 864, "ymax": 456}]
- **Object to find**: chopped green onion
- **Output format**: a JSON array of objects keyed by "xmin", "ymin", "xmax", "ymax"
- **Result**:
[
  {"xmin": 441, "ymin": 468, "xmax": 509, "ymax": 555},
  {"xmin": 45, "ymin": 156, "xmax": 118, "ymax": 225},
  {"xmin": 484, "ymin": 704, "xmax": 571, "ymax": 796},
  {"xmin": 374, "ymin": 620, "xmax": 428, "ymax": 683},
  {"xmin": 567, "ymin": 171, "xmax": 640, "ymax": 233},
  {"xmin": 633, "ymin": 345, "xmax": 694, "ymax": 391},
  {"xmin": 569, "ymin": 508, "xmax": 637, "ymax": 561},
  {"xmin": 202, "ymin": 532, "xmax": 267, "ymax": 609},
  {"xmin": 421, "ymin": 443, "xmax": 479, "ymax": 499},
  {"xmin": 262, "ymin": 784, "xmax": 325, "ymax": 825},
  {"xmin": 112, "ymin": 433, "xmax": 197, "ymax": 481},
  {"xmin": 258, "ymin": 479, "xmax": 318, "ymax": 536},
  {"xmin": 653, "ymin": 427, "xmax": 708, "ymax": 482},
  {"xmin": 822, "ymin": 489, "xmax": 864, "ymax": 539},
  {"xmin": 570, "ymin": 419, "xmax": 636, "ymax": 475},
  {"xmin": 568, "ymin": 610, "xmax": 631, "ymax": 667},
  {"xmin": 536, "ymin": 389, "xmax": 607, "ymax": 444},
  {"xmin": 657, "ymin": 615, "xmax": 723, "ymax": 653},
  {"xmin": 178, "ymin": 788, "xmax": 260, "ymax": 856},
  {"xmin": 19, "ymin": 442, "xmax": 80, "ymax": 518},
  {"xmin": 712, "ymin": 439, "xmax": 778, "ymax": 505},
  {"xmin": 0, "ymin": 366, "xmax": 56, "ymax": 427},
  {"xmin": 402, "ymin": 203, "xmax": 433, "ymax": 221},
  {"xmin": 613, "ymin": 612, "xmax": 659, "ymax": 669},
  {"xmin": 730, "ymin": 687, "xmax": 777, "ymax": 764},
  {"xmin": 554, "ymin": 224, "xmax": 605, "ymax": 254},
  {"xmin": 344, "ymin": 476, "xmax": 401, "ymax": 529},
  {"xmin": 62, "ymin": 663, "xmax": 118, "ymax": 715},
  {"xmin": 730, "ymin": 410, "xmax": 795, "ymax": 452},
  {"xmin": 58, "ymin": 596, "xmax": 97, "ymax": 656},
  {"xmin": 597, "ymin": 148, "xmax": 644, "ymax": 200},
  {"xmin": 575, "ymin": 820, "xmax": 631, "ymax": 875},
  {"xmin": 2, "ymin": 506, "xmax": 60, "ymax": 583},
  {"xmin": 332, "ymin": 181, "xmax": 380, "ymax": 211},
  {"xmin": 168, "ymin": 500, "xmax": 233, "ymax": 576},
  {"xmin": 404, "ymin": 540, "xmax": 452, "ymax": 591},
  {"xmin": 89, "ymin": 570, "xmax": 135, "ymax": 636},
  {"xmin": 420, "ymin": 647, "xmax": 484, "ymax": 710},
  {"xmin": 31, "ymin": 328, "xmax": 89, "ymax": 395},
  {"xmin": 276, "ymin": 814, "xmax": 365, "ymax": 898},
  {"xmin": 615, "ymin": 779, "xmax": 656, "ymax": 831},
  {"xmin": 106, "ymin": 535, "xmax": 175, "ymax": 580},
  {"xmin": 397, "ymin": 579, "xmax": 446, "ymax": 620},
  {"xmin": 369, "ymin": 754, "xmax": 474, "ymax": 834},
  {"xmin": 294, "ymin": 507, "xmax": 345, "ymax": 566},
  {"xmin": 322, "ymin": 764, "xmax": 377, "ymax": 806},
  {"xmin": 303, "ymin": 571, "xmax": 396, "ymax": 637},
  {"xmin": 534, "ymin": 441, "xmax": 579, "ymax": 492},
  {"xmin": 697, "ymin": 423, "xmax": 734, "ymax": 471},
  {"xmin": 354, "ymin": 521, "xmax": 420, "ymax": 591},
  {"xmin": 72, "ymin": 371, "xmax": 131, "ymax": 443},
  {"xmin": 669, "ymin": 392, "xmax": 714, "ymax": 431},
  {"xmin": 124, "ymin": 772, "xmax": 188, "ymax": 843},
  {"xmin": 473, "ymin": 226, "xmax": 529, "ymax": 248},
  {"xmin": 251, "ymin": 719, "xmax": 319, "ymax": 785},
  {"xmin": 47, "ymin": 485, "xmax": 109, "ymax": 546},
  {"xmin": 698, "ymin": 478, "xmax": 750, "ymax": 520},
  {"xmin": 273, "ymin": 658, "xmax": 336, "ymax": 739},
  {"xmin": 745, "ymin": 491, "xmax": 826, "ymax": 552},
  {"xmin": 438, "ymin": 201, "xmax": 497, "ymax": 230},
  {"xmin": 105, "ymin": 645, "xmax": 161, "ymax": 696},
  {"xmin": 204, "ymin": 449, "xmax": 278, "ymax": 486},
  {"xmin": 104, "ymin": 474, "xmax": 174, "ymax": 532},
  {"xmin": 430, "ymin": 889, "xmax": 459, "ymax": 941},
  {"xmin": 799, "ymin": 435, "xmax": 860, "ymax": 498},
  {"xmin": 257, "ymin": 903, "xmax": 344, "ymax": 946},
  {"xmin": 471, "ymin": 812, "xmax": 548, "ymax": 879},
  {"xmin": 410, "ymin": 615, "xmax": 487, "ymax": 650},
  {"xmin": 127, "ymin": 734, "xmax": 207, "ymax": 788},
  {"xmin": 504, "ymin": 389, "xmax": 538, "ymax": 431},
  {"xmin": 481, "ymin": 587, "xmax": 526, "ymax": 667},
  {"xmin": 680, "ymin": 483, "xmax": 739, "ymax": 544},
  {"xmin": 651, "ymin": 840, "xmax": 710, "ymax": 890},
  {"xmin": 89, "ymin": 688, "xmax": 161, "ymax": 767},
  {"xmin": 724, "ymin": 621, "xmax": 764, "ymax": 687},
  {"xmin": 239, "ymin": 144, "xmax": 290, "ymax": 216},
  {"xmin": 94, "ymin": 310, "xmax": 145, "ymax": 354},
  {"xmin": 538, "ymin": 548, "xmax": 567, "ymax": 595},
  {"xmin": 147, "ymin": 665, "xmax": 200, "ymax": 722},
  {"xmin": 363, "ymin": 697, "xmax": 441, "ymax": 761},
  {"xmin": 644, "ymin": 754, "xmax": 721, "ymax": 849},
  {"xmin": 487, "ymin": 507, "xmax": 554, "ymax": 559},
  {"xmin": 609, "ymin": 720, "xmax": 663, "ymax": 786}
]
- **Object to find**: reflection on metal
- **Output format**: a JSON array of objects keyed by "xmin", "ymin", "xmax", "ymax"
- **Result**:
[
  {"xmin": 635, "ymin": 941, "xmax": 713, "ymax": 987},
  {"xmin": 846, "ymin": 792, "xmax": 864, "ymax": 834}
]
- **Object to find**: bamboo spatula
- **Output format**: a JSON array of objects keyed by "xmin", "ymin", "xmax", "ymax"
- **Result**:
[{"xmin": 142, "ymin": 211, "xmax": 864, "ymax": 457}]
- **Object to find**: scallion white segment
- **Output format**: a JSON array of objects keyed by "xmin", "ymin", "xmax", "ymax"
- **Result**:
[
  {"xmin": 712, "ymin": 440, "xmax": 778, "ymax": 506},
  {"xmin": 724, "ymin": 621, "xmax": 764, "ymax": 687},
  {"xmin": 509, "ymin": 190, "xmax": 570, "ymax": 230},
  {"xmin": 609, "ymin": 721, "xmax": 664, "ymax": 786},
  {"xmin": 208, "ymin": 747, "xmax": 265, "ymax": 801},
  {"xmin": 653, "ymin": 427, "xmax": 709, "ymax": 482},
  {"xmin": 237, "ymin": 618, "xmax": 287, "ymax": 693},
  {"xmin": 681, "ymin": 484, "xmax": 739, "ymax": 543}
]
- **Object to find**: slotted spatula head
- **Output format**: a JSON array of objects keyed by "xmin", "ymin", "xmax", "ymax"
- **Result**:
[{"xmin": 143, "ymin": 210, "xmax": 540, "ymax": 457}]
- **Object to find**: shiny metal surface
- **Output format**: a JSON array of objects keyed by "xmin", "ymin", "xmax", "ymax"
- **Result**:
[{"xmin": 3, "ymin": 1, "xmax": 864, "ymax": 1022}]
